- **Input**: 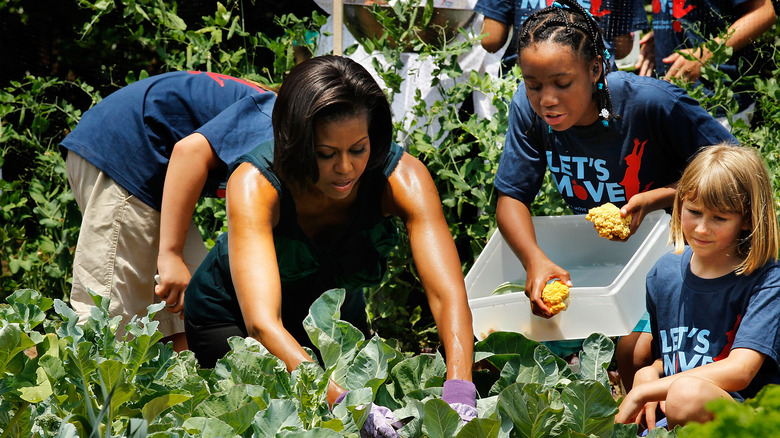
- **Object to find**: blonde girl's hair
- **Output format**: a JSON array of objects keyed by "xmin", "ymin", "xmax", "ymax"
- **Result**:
[{"xmin": 670, "ymin": 143, "xmax": 779, "ymax": 275}]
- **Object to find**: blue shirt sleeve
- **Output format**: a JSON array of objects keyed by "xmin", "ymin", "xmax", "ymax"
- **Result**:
[
  {"xmin": 195, "ymin": 93, "xmax": 275, "ymax": 167},
  {"xmin": 732, "ymin": 264, "xmax": 780, "ymax": 366},
  {"xmin": 474, "ymin": 0, "xmax": 513, "ymax": 24}
]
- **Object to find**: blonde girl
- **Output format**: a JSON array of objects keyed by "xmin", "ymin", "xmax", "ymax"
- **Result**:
[{"xmin": 616, "ymin": 143, "xmax": 780, "ymax": 431}]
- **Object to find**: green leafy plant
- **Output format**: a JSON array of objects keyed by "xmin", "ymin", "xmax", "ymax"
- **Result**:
[
  {"xmin": 670, "ymin": 18, "xmax": 780, "ymax": 214},
  {"xmin": 1, "ymin": 287, "xmax": 638, "ymax": 437},
  {"xmin": 0, "ymin": 77, "xmax": 96, "ymax": 301},
  {"xmin": 677, "ymin": 384, "xmax": 780, "ymax": 437}
]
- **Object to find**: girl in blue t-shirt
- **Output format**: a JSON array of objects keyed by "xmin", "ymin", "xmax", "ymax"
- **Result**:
[
  {"xmin": 493, "ymin": 0, "xmax": 735, "ymax": 386},
  {"xmin": 615, "ymin": 143, "xmax": 780, "ymax": 431}
]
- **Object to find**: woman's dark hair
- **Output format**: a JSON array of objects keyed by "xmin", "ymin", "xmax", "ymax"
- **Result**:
[
  {"xmin": 517, "ymin": 0, "xmax": 616, "ymax": 125},
  {"xmin": 272, "ymin": 55, "xmax": 393, "ymax": 188}
]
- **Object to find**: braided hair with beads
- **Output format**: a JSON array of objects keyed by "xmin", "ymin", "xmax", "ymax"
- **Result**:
[{"xmin": 517, "ymin": 0, "xmax": 618, "ymax": 130}]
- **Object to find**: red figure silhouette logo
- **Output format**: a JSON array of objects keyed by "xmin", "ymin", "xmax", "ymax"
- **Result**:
[
  {"xmin": 188, "ymin": 71, "xmax": 267, "ymax": 93},
  {"xmin": 546, "ymin": 0, "xmax": 611, "ymax": 16},
  {"xmin": 590, "ymin": 0, "xmax": 612, "ymax": 17},
  {"xmin": 714, "ymin": 315, "xmax": 741, "ymax": 362},
  {"xmin": 620, "ymin": 138, "xmax": 652, "ymax": 201},
  {"xmin": 652, "ymin": 0, "xmax": 696, "ymax": 32}
]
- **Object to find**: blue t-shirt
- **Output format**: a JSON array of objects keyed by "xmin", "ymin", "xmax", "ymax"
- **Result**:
[
  {"xmin": 647, "ymin": 248, "xmax": 780, "ymax": 400},
  {"xmin": 60, "ymin": 71, "xmax": 276, "ymax": 211},
  {"xmin": 474, "ymin": 0, "xmax": 648, "ymax": 59},
  {"xmin": 494, "ymin": 71, "xmax": 736, "ymax": 214}
]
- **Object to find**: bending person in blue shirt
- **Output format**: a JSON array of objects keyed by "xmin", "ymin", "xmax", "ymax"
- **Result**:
[
  {"xmin": 616, "ymin": 143, "xmax": 780, "ymax": 431},
  {"xmin": 61, "ymin": 71, "xmax": 276, "ymax": 351},
  {"xmin": 492, "ymin": 0, "xmax": 735, "ymax": 388}
]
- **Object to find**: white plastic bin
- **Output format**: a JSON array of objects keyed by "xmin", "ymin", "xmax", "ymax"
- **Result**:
[{"xmin": 465, "ymin": 210, "xmax": 673, "ymax": 341}]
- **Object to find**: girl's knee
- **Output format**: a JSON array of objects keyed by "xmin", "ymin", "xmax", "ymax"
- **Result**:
[{"xmin": 666, "ymin": 376, "xmax": 726, "ymax": 426}]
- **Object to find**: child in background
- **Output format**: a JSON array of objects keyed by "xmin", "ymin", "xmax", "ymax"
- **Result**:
[
  {"xmin": 474, "ymin": 0, "xmax": 648, "ymax": 67},
  {"xmin": 634, "ymin": 0, "xmax": 775, "ymax": 124},
  {"xmin": 61, "ymin": 71, "xmax": 275, "ymax": 351},
  {"xmin": 492, "ymin": 0, "xmax": 735, "ymax": 375},
  {"xmin": 615, "ymin": 143, "xmax": 780, "ymax": 431}
]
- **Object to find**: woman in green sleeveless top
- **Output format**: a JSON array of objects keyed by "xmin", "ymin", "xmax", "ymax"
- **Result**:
[{"xmin": 183, "ymin": 56, "xmax": 477, "ymax": 420}]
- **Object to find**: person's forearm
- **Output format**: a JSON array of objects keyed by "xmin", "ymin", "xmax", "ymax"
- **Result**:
[
  {"xmin": 693, "ymin": 0, "xmax": 777, "ymax": 66},
  {"xmin": 717, "ymin": 0, "xmax": 775, "ymax": 53},
  {"xmin": 246, "ymin": 317, "xmax": 314, "ymax": 372},
  {"xmin": 636, "ymin": 184, "xmax": 677, "ymax": 212},
  {"xmin": 633, "ymin": 349, "xmax": 764, "ymax": 404},
  {"xmin": 410, "ymin": 222, "xmax": 474, "ymax": 380},
  {"xmin": 434, "ymin": 304, "xmax": 475, "ymax": 381},
  {"xmin": 159, "ymin": 133, "xmax": 220, "ymax": 256},
  {"xmin": 496, "ymin": 195, "xmax": 546, "ymax": 269},
  {"xmin": 480, "ymin": 17, "xmax": 510, "ymax": 53}
]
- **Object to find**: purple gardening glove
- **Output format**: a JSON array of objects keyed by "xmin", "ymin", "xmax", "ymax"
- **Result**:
[
  {"xmin": 334, "ymin": 391, "xmax": 348, "ymax": 406},
  {"xmin": 442, "ymin": 379, "xmax": 478, "ymax": 424},
  {"xmin": 334, "ymin": 392, "xmax": 400, "ymax": 437},
  {"xmin": 360, "ymin": 404, "xmax": 400, "ymax": 438}
]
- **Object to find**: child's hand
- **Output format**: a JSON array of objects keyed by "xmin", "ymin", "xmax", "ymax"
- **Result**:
[
  {"xmin": 616, "ymin": 383, "xmax": 661, "ymax": 428},
  {"xmin": 620, "ymin": 194, "xmax": 653, "ymax": 239},
  {"xmin": 634, "ymin": 31, "xmax": 656, "ymax": 77},
  {"xmin": 155, "ymin": 254, "xmax": 191, "ymax": 316},
  {"xmin": 663, "ymin": 47, "xmax": 712, "ymax": 83},
  {"xmin": 616, "ymin": 364, "xmax": 664, "ymax": 431},
  {"xmin": 524, "ymin": 259, "xmax": 572, "ymax": 318}
]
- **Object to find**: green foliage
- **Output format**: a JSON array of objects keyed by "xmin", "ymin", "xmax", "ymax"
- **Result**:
[
  {"xmin": 0, "ymin": 77, "xmax": 97, "ymax": 302},
  {"xmin": 1, "ymin": 287, "xmax": 635, "ymax": 437},
  {"xmin": 76, "ymin": 0, "xmax": 326, "ymax": 86},
  {"xmin": 678, "ymin": 384, "xmax": 780, "ymax": 437}
]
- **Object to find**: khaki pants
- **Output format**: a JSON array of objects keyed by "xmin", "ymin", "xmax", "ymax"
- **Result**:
[{"xmin": 66, "ymin": 152, "xmax": 208, "ymax": 338}]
